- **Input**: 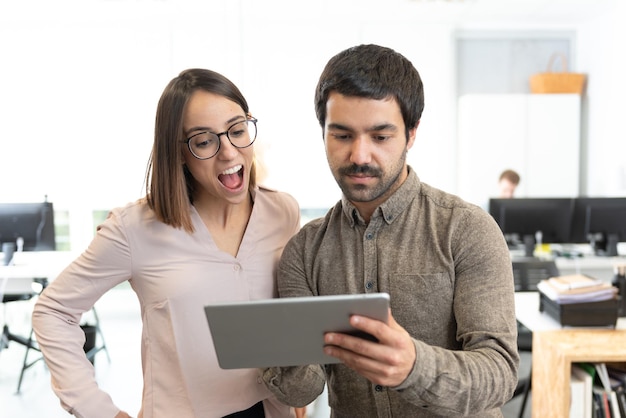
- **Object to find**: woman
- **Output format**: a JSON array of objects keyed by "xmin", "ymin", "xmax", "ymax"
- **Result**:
[{"xmin": 32, "ymin": 69, "xmax": 301, "ymax": 418}]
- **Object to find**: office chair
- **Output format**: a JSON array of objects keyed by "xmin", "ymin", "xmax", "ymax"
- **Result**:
[
  {"xmin": 510, "ymin": 258, "xmax": 560, "ymax": 418},
  {"xmin": 512, "ymin": 257, "xmax": 560, "ymax": 293},
  {"xmin": 0, "ymin": 276, "xmax": 41, "ymax": 352},
  {"xmin": 1, "ymin": 276, "xmax": 110, "ymax": 393},
  {"xmin": 1, "ymin": 277, "xmax": 48, "ymax": 393}
]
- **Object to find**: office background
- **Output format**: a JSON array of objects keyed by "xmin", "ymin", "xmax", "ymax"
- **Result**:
[
  {"xmin": 1, "ymin": 0, "xmax": 625, "ymax": 251},
  {"xmin": 1, "ymin": 2, "xmax": 624, "ymax": 417}
]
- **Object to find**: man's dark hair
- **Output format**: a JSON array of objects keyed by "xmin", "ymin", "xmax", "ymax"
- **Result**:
[{"xmin": 314, "ymin": 44, "xmax": 424, "ymax": 140}]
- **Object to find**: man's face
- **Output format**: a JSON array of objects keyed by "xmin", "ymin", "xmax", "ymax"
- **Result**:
[{"xmin": 323, "ymin": 92, "xmax": 416, "ymax": 212}]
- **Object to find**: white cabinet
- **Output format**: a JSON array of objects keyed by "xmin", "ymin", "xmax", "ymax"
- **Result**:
[{"xmin": 457, "ymin": 94, "xmax": 581, "ymax": 207}]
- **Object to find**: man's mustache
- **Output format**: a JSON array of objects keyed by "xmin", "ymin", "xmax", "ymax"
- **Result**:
[{"xmin": 339, "ymin": 164, "xmax": 381, "ymax": 177}]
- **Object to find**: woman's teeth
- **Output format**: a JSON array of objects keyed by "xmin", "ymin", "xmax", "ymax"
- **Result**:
[{"xmin": 221, "ymin": 164, "xmax": 242, "ymax": 175}]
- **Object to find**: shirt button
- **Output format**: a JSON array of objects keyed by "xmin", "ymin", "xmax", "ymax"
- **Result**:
[
  {"xmin": 365, "ymin": 282, "xmax": 373, "ymax": 290},
  {"xmin": 366, "ymin": 233, "xmax": 373, "ymax": 240},
  {"xmin": 233, "ymin": 264, "xmax": 241, "ymax": 271},
  {"xmin": 375, "ymin": 385, "xmax": 383, "ymax": 392}
]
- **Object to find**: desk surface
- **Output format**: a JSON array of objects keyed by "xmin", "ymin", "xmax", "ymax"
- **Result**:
[
  {"xmin": 515, "ymin": 291, "xmax": 626, "ymax": 331},
  {"xmin": 0, "ymin": 251, "xmax": 76, "ymax": 275},
  {"xmin": 510, "ymin": 248, "xmax": 626, "ymax": 282},
  {"xmin": 1, "ymin": 251, "xmax": 77, "ymax": 297}
]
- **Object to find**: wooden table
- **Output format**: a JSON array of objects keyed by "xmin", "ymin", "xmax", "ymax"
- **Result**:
[{"xmin": 514, "ymin": 292, "xmax": 626, "ymax": 417}]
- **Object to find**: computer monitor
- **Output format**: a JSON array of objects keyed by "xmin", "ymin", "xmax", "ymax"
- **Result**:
[
  {"xmin": 570, "ymin": 197, "xmax": 626, "ymax": 257},
  {"xmin": 488, "ymin": 198, "xmax": 574, "ymax": 257},
  {"xmin": 0, "ymin": 201, "xmax": 56, "ymax": 251}
]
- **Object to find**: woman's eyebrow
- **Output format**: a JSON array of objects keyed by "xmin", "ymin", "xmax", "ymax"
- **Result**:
[{"xmin": 185, "ymin": 115, "xmax": 246, "ymax": 136}]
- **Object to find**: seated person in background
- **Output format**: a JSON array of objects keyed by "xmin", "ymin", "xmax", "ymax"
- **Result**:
[
  {"xmin": 261, "ymin": 44, "xmax": 519, "ymax": 417},
  {"xmin": 32, "ymin": 68, "xmax": 302, "ymax": 418},
  {"xmin": 498, "ymin": 169, "xmax": 521, "ymax": 198}
]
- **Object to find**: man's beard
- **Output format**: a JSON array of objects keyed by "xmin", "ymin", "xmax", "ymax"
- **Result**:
[{"xmin": 335, "ymin": 151, "xmax": 406, "ymax": 203}]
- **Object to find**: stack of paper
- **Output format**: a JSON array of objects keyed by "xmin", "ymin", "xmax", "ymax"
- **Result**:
[{"xmin": 537, "ymin": 274, "xmax": 617, "ymax": 304}]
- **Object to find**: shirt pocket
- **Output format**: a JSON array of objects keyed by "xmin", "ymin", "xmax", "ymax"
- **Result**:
[{"xmin": 388, "ymin": 273, "xmax": 456, "ymax": 345}]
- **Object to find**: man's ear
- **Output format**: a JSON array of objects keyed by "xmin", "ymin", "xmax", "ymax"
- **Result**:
[{"xmin": 407, "ymin": 120, "xmax": 420, "ymax": 149}]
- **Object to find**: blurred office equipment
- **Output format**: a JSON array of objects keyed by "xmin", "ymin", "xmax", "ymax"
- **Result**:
[
  {"xmin": 488, "ymin": 198, "xmax": 574, "ymax": 257},
  {"xmin": 569, "ymin": 197, "xmax": 626, "ymax": 257},
  {"xmin": 0, "ymin": 199, "xmax": 56, "ymax": 392},
  {"xmin": 512, "ymin": 259, "xmax": 560, "ymax": 293},
  {"xmin": 489, "ymin": 196, "xmax": 626, "ymax": 258},
  {"xmin": 1, "ymin": 201, "xmax": 110, "ymax": 393},
  {"xmin": 510, "ymin": 258, "xmax": 560, "ymax": 418},
  {"xmin": 0, "ymin": 276, "xmax": 47, "ymax": 393},
  {"xmin": 0, "ymin": 200, "xmax": 56, "ymax": 252}
]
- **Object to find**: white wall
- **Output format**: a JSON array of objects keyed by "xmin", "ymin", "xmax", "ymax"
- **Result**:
[
  {"xmin": 577, "ymin": 0, "xmax": 626, "ymax": 196},
  {"xmin": 0, "ymin": 0, "xmax": 623, "ymax": 250},
  {"xmin": 457, "ymin": 94, "xmax": 582, "ymax": 206}
]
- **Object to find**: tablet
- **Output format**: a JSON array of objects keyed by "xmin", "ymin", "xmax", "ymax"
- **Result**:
[{"xmin": 204, "ymin": 292, "xmax": 390, "ymax": 369}]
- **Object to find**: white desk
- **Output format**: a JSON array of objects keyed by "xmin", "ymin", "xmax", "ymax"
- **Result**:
[
  {"xmin": 1, "ymin": 251, "xmax": 77, "ymax": 298},
  {"xmin": 510, "ymin": 248, "xmax": 626, "ymax": 282},
  {"xmin": 555, "ymin": 256, "xmax": 626, "ymax": 282}
]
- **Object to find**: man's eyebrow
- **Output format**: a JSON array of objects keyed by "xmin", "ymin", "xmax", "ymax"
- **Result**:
[
  {"xmin": 327, "ymin": 122, "xmax": 352, "ymax": 131},
  {"xmin": 327, "ymin": 123, "xmax": 397, "ymax": 132},
  {"xmin": 369, "ymin": 123, "xmax": 397, "ymax": 132}
]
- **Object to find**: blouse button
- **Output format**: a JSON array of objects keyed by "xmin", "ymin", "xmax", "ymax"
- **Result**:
[{"xmin": 366, "ymin": 233, "xmax": 373, "ymax": 240}]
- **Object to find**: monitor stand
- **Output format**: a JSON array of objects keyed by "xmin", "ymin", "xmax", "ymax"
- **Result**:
[
  {"xmin": 523, "ymin": 235, "xmax": 535, "ymax": 258},
  {"xmin": 590, "ymin": 233, "xmax": 619, "ymax": 257}
]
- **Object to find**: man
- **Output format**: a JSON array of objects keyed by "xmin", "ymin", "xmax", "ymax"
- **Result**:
[
  {"xmin": 262, "ymin": 44, "xmax": 519, "ymax": 417},
  {"xmin": 498, "ymin": 169, "xmax": 521, "ymax": 198}
]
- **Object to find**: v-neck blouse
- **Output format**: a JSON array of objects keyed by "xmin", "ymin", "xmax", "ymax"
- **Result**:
[{"xmin": 32, "ymin": 186, "xmax": 300, "ymax": 418}]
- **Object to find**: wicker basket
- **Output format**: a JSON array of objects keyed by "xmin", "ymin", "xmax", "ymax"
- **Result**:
[{"xmin": 530, "ymin": 53, "xmax": 586, "ymax": 94}]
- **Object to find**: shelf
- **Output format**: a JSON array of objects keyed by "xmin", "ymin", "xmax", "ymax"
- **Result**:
[{"xmin": 531, "ymin": 329, "xmax": 626, "ymax": 417}]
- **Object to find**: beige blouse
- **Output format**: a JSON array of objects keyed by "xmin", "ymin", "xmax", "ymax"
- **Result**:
[{"xmin": 33, "ymin": 186, "xmax": 300, "ymax": 418}]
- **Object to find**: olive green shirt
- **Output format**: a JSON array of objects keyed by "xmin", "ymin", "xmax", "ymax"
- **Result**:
[{"xmin": 262, "ymin": 167, "xmax": 519, "ymax": 417}]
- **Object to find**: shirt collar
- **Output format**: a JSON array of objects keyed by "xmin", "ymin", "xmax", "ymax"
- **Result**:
[{"xmin": 341, "ymin": 166, "xmax": 420, "ymax": 227}]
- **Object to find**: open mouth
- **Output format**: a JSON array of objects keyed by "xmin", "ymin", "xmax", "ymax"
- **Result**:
[{"xmin": 218, "ymin": 164, "xmax": 244, "ymax": 190}]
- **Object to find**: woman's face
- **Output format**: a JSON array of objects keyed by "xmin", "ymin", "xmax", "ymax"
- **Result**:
[{"xmin": 182, "ymin": 90, "xmax": 254, "ymax": 206}]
